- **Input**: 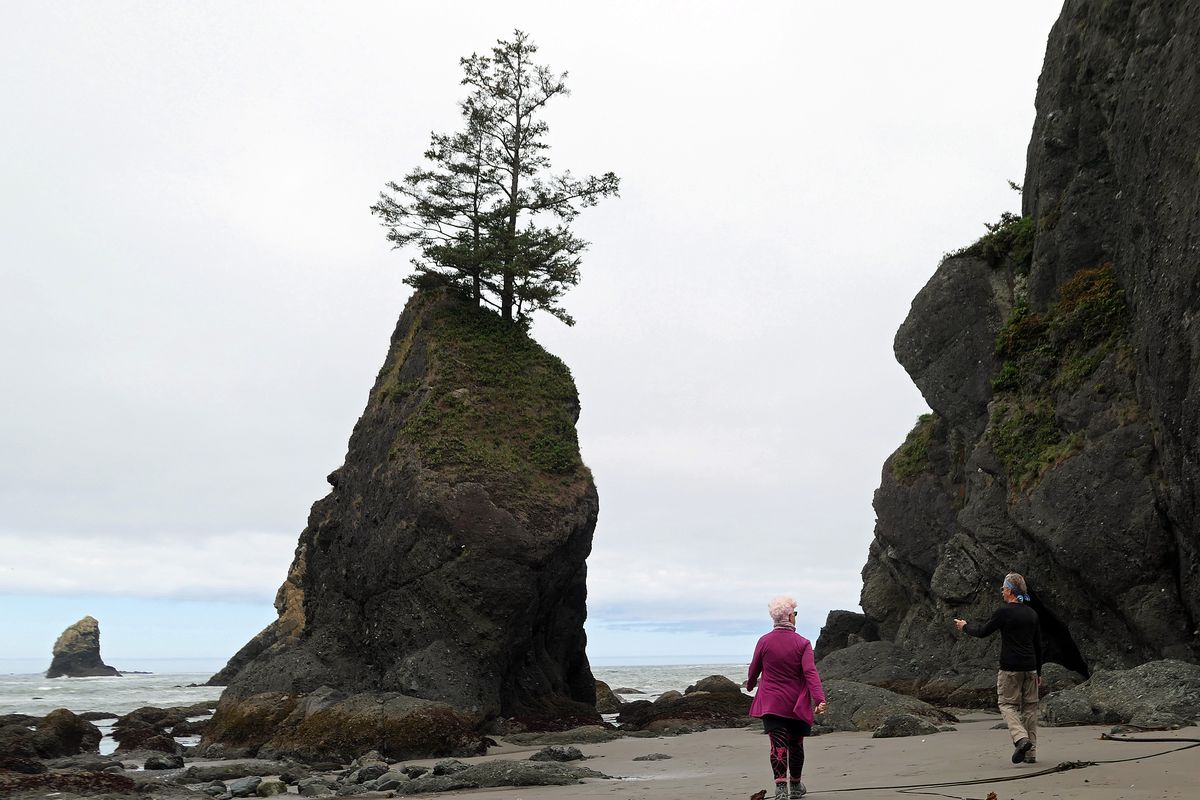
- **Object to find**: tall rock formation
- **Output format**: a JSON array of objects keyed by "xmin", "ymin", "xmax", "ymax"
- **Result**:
[
  {"xmin": 821, "ymin": 0, "xmax": 1200, "ymax": 705},
  {"xmin": 202, "ymin": 289, "xmax": 599, "ymax": 760},
  {"xmin": 45, "ymin": 616, "xmax": 120, "ymax": 678}
]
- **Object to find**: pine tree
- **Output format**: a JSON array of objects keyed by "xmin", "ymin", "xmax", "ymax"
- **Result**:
[{"xmin": 372, "ymin": 30, "xmax": 619, "ymax": 325}]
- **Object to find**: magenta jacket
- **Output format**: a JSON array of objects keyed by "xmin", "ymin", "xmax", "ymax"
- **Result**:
[{"xmin": 747, "ymin": 627, "xmax": 826, "ymax": 724}]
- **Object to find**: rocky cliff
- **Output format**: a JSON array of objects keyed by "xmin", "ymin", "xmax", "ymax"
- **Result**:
[
  {"xmin": 821, "ymin": 0, "xmax": 1200, "ymax": 705},
  {"xmin": 45, "ymin": 617, "xmax": 120, "ymax": 678},
  {"xmin": 203, "ymin": 289, "xmax": 599, "ymax": 760}
]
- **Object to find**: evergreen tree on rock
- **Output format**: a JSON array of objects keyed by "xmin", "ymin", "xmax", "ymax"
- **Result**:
[{"xmin": 372, "ymin": 30, "xmax": 619, "ymax": 326}]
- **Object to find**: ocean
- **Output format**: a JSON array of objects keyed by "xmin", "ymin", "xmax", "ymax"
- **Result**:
[{"xmin": 0, "ymin": 657, "xmax": 747, "ymax": 755}]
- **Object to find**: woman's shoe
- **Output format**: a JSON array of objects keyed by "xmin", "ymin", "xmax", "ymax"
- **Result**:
[
  {"xmin": 789, "ymin": 781, "xmax": 807, "ymax": 798},
  {"xmin": 774, "ymin": 783, "xmax": 789, "ymax": 800}
]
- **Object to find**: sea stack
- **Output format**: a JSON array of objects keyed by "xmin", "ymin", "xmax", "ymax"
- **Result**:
[
  {"xmin": 45, "ymin": 616, "xmax": 120, "ymax": 678},
  {"xmin": 818, "ymin": 0, "xmax": 1200, "ymax": 706},
  {"xmin": 202, "ymin": 289, "xmax": 599, "ymax": 761}
]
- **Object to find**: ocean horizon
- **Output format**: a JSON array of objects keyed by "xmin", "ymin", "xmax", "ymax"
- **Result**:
[
  {"xmin": 0, "ymin": 657, "xmax": 749, "ymax": 723},
  {"xmin": 1, "ymin": 654, "xmax": 747, "ymax": 676},
  {"xmin": 0, "ymin": 656, "xmax": 230, "ymax": 676}
]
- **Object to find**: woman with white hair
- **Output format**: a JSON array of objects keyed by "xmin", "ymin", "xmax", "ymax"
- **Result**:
[{"xmin": 747, "ymin": 595, "xmax": 827, "ymax": 800}]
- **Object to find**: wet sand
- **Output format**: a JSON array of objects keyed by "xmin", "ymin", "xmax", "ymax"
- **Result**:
[{"xmin": 436, "ymin": 710, "xmax": 1197, "ymax": 799}]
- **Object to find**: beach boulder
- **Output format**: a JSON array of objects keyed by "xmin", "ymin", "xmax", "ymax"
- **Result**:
[
  {"xmin": 872, "ymin": 713, "xmax": 941, "ymax": 738},
  {"xmin": 143, "ymin": 753, "xmax": 185, "ymax": 770},
  {"xmin": 348, "ymin": 764, "xmax": 388, "ymax": 783},
  {"xmin": 390, "ymin": 759, "xmax": 607, "ymax": 793},
  {"xmin": 112, "ymin": 720, "xmax": 180, "ymax": 755},
  {"xmin": 528, "ymin": 745, "xmax": 583, "ymax": 762},
  {"xmin": 0, "ymin": 709, "xmax": 102, "ymax": 759},
  {"xmin": 44, "ymin": 617, "xmax": 121, "ymax": 679},
  {"xmin": 229, "ymin": 776, "xmax": 262, "ymax": 797},
  {"xmin": 374, "ymin": 771, "xmax": 409, "ymax": 791},
  {"xmin": 685, "ymin": 675, "xmax": 742, "ymax": 695},
  {"xmin": 39, "ymin": 754, "xmax": 120, "ymax": 772},
  {"xmin": 814, "ymin": 641, "xmax": 929, "ymax": 697},
  {"xmin": 206, "ymin": 290, "xmax": 601, "ymax": 756},
  {"xmin": 616, "ymin": 686, "xmax": 752, "ymax": 732},
  {"xmin": 257, "ymin": 778, "xmax": 288, "ymax": 796},
  {"xmin": 813, "ymin": 636, "xmax": 1019, "ymax": 707},
  {"xmin": 594, "ymin": 681, "xmax": 622, "ymax": 714},
  {"xmin": 170, "ymin": 718, "xmax": 208, "ymax": 737},
  {"xmin": 815, "ymin": 610, "xmax": 880, "ymax": 660},
  {"xmin": 201, "ymin": 687, "xmax": 485, "ymax": 763},
  {"xmin": 1039, "ymin": 662, "xmax": 1086, "ymax": 695},
  {"xmin": 1042, "ymin": 660, "xmax": 1200, "ymax": 728},
  {"xmin": 34, "ymin": 709, "xmax": 102, "ymax": 757},
  {"xmin": 816, "ymin": 680, "xmax": 956, "ymax": 733},
  {"xmin": 178, "ymin": 760, "xmax": 300, "ymax": 784}
]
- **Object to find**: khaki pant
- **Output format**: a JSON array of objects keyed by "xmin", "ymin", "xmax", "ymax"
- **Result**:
[{"xmin": 997, "ymin": 670, "xmax": 1038, "ymax": 752}]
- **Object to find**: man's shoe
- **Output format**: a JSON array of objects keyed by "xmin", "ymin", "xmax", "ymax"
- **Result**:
[
  {"xmin": 789, "ymin": 781, "xmax": 806, "ymax": 798},
  {"xmin": 1024, "ymin": 749, "xmax": 1037, "ymax": 764},
  {"xmin": 1012, "ymin": 737, "xmax": 1033, "ymax": 763}
]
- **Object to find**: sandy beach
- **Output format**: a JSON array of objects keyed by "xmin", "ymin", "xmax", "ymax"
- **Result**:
[{"xmin": 429, "ymin": 711, "xmax": 1198, "ymax": 800}]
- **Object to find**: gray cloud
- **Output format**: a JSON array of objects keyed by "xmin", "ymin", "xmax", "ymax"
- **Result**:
[{"xmin": 1, "ymin": 2, "xmax": 1063, "ymax": 655}]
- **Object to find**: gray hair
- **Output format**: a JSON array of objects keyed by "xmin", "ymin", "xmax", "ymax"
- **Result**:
[{"xmin": 768, "ymin": 595, "xmax": 797, "ymax": 624}]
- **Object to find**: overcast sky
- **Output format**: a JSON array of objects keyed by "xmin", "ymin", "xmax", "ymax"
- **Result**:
[{"xmin": 1, "ymin": 2, "xmax": 1064, "ymax": 669}]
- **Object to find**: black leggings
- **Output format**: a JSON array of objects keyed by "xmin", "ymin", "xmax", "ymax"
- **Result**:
[{"xmin": 763, "ymin": 714, "xmax": 809, "ymax": 784}]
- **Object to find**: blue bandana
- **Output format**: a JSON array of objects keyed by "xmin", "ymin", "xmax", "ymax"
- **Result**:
[{"xmin": 1004, "ymin": 580, "xmax": 1031, "ymax": 603}]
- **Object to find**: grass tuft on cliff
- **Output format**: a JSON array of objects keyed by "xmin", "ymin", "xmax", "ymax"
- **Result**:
[
  {"xmin": 987, "ymin": 264, "xmax": 1130, "ymax": 489},
  {"xmin": 891, "ymin": 413, "xmax": 938, "ymax": 482},
  {"xmin": 951, "ymin": 212, "xmax": 1036, "ymax": 274},
  {"xmin": 385, "ymin": 291, "xmax": 588, "ymax": 512}
]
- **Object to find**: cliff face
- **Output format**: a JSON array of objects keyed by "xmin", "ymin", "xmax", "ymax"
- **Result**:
[
  {"xmin": 204, "ymin": 289, "xmax": 599, "ymax": 758},
  {"xmin": 825, "ymin": 0, "xmax": 1200, "ymax": 704},
  {"xmin": 1020, "ymin": 0, "xmax": 1200, "ymax": 633}
]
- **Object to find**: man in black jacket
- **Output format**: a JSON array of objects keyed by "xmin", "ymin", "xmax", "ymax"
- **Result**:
[{"xmin": 954, "ymin": 572, "xmax": 1043, "ymax": 764}]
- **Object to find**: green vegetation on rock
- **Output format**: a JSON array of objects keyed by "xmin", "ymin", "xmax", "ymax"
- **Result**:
[
  {"xmin": 952, "ymin": 212, "xmax": 1036, "ymax": 274},
  {"xmin": 204, "ymin": 695, "xmax": 299, "ymax": 749},
  {"xmin": 891, "ymin": 413, "xmax": 938, "ymax": 482},
  {"xmin": 987, "ymin": 264, "xmax": 1130, "ymax": 489},
  {"xmin": 389, "ymin": 292, "xmax": 587, "ymax": 512}
]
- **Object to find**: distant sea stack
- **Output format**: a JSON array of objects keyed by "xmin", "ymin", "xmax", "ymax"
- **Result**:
[
  {"xmin": 819, "ymin": 0, "xmax": 1200, "ymax": 706},
  {"xmin": 202, "ymin": 289, "xmax": 599, "ymax": 761},
  {"xmin": 45, "ymin": 616, "xmax": 120, "ymax": 678}
]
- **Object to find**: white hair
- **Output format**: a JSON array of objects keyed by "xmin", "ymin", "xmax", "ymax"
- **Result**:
[{"xmin": 768, "ymin": 595, "xmax": 797, "ymax": 624}]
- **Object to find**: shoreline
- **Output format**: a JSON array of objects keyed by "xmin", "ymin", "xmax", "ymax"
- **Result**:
[
  {"xmin": 444, "ymin": 712, "xmax": 1197, "ymax": 799},
  {"xmin": 6, "ymin": 668, "xmax": 1197, "ymax": 799}
]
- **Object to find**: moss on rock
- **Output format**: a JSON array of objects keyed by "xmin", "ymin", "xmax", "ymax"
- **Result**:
[
  {"xmin": 203, "ymin": 694, "xmax": 299, "ymax": 753},
  {"xmin": 390, "ymin": 292, "xmax": 589, "ymax": 516},
  {"xmin": 952, "ymin": 212, "xmax": 1036, "ymax": 274},
  {"xmin": 986, "ymin": 264, "xmax": 1130, "ymax": 489},
  {"xmin": 891, "ymin": 413, "xmax": 938, "ymax": 483}
]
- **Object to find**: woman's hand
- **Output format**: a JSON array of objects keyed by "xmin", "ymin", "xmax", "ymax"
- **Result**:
[{"xmin": 814, "ymin": 702, "xmax": 827, "ymax": 715}]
